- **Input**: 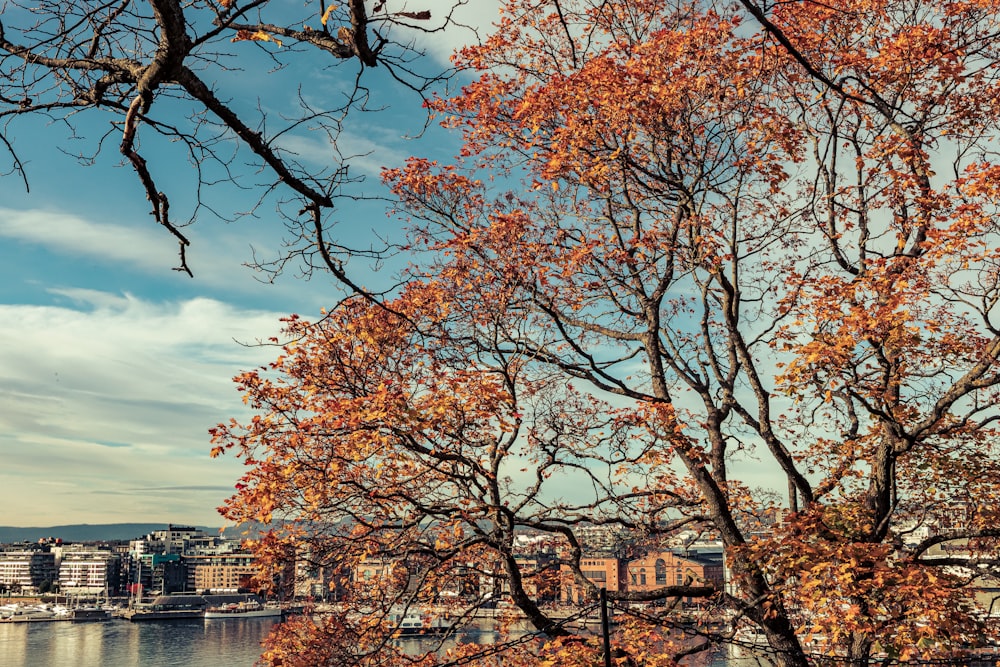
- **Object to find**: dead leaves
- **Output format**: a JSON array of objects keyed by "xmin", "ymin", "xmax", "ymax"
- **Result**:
[{"xmin": 231, "ymin": 29, "xmax": 283, "ymax": 47}]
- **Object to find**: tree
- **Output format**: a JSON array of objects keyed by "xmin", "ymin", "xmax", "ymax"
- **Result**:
[
  {"xmin": 0, "ymin": 0, "xmax": 459, "ymax": 278},
  {"xmin": 10, "ymin": 0, "xmax": 1000, "ymax": 665},
  {"xmin": 211, "ymin": 0, "xmax": 1000, "ymax": 665}
]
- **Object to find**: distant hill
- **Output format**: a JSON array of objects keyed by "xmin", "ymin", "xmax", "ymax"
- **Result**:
[{"xmin": 0, "ymin": 524, "xmax": 225, "ymax": 544}]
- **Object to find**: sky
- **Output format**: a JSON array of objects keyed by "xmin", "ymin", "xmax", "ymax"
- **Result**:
[{"xmin": 0, "ymin": 1, "xmax": 500, "ymax": 527}]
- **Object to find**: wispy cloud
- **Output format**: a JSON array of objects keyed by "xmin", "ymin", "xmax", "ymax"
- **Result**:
[
  {"xmin": 0, "ymin": 205, "xmax": 350, "ymax": 304},
  {"xmin": 0, "ymin": 292, "xmax": 288, "ymax": 525},
  {"xmin": 276, "ymin": 127, "xmax": 415, "ymax": 177},
  {"xmin": 403, "ymin": 0, "xmax": 503, "ymax": 65},
  {"xmin": 0, "ymin": 207, "xmax": 177, "ymax": 269},
  {"xmin": 92, "ymin": 486, "xmax": 236, "ymax": 495}
]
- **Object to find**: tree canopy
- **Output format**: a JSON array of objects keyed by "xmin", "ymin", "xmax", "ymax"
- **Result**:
[
  {"xmin": 213, "ymin": 0, "xmax": 1000, "ymax": 664},
  {"xmin": 8, "ymin": 0, "xmax": 1000, "ymax": 665},
  {"xmin": 216, "ymin": 0, "xmax": 1000, "ymax": 665}
]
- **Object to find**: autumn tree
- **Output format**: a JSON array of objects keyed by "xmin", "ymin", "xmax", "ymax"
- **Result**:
[
  {"xmin": 213, "ymin": 291, "xmax": 717, "ymax": 665},
  {"xmin": 210, "ymin": 0, "xmax": 1000, "ymax": 665},
  {"xmin": 13, "ymin": 0, "xmax": 1000, "ymax": 665}
]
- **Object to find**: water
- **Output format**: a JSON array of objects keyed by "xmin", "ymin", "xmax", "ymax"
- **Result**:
[
  {"xmin": 0, "ymin": 618, "xmax": 752, "ymax": 666},
  {"xmin": 394, "ymin": 623, "xmax": 738, "ymax": 666},
  {"xmin": 0, "ymin": 618, "xmax": 279, "ymax": 667}
]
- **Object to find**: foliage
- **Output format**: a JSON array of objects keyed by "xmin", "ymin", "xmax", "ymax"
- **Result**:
[
  {"xmin": 10, "ymin": 0, "xmax": 1000, "ymax": 665},
  {"xmin": 338, "ymin": 1, "xmax": 1000, "ymax": 662}
]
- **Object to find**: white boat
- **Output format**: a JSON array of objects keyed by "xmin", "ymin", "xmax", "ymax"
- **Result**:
[
  {"xmin": 2, "ymin": 604, "xmax": 56, "ymax": 621},
  {"xmin": 388, "ymin": 607, "xmax": 454, "ymax": 636},
  {"xmin": 51, "ymin": 604, "xmax": 72, "ymax": 617},
  {"xmin": 203, "ymin": 600, "xmax": 281, "ymax": 619}
]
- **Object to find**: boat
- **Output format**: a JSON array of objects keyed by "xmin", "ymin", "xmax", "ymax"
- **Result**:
[
  {"xmin": 124, "ymin": 593, "xmax": 281, "ymax": 621},
  {"xmin": 123, "ymin": 594, "xmax": 207, "ymax": 621},
  {"xmin": 122, "ymin": 607, "xmax": 204, "ymax": 621},
  {"xmin": 388, "ymin": 606, "xmax": 455, "ymax": 636},
  {"xmin": 203, "ymin": 599, "xmax": 282, "ymax": 619},
  {"xmin": 51, "ymin": 604, "xmax": 72, "ymax": 617},
  {"xmin": 70, "ymin": 606, "xmax": 113, "ymax": 622},
  {"xmin": 1, "ymin": 604, "xmax": 57, "ymax": 622}
]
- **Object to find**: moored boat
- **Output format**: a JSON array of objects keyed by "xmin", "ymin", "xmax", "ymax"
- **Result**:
[
  {"xmin": 388, "ymin": 606, "xmax": 455, "ymax": 636},
  {"xmin": 122, "ymin": 607, "xmax": 204, "ymax": 621},
  {"xmin": 1, "ymin": 604, "xmax": 57, "ymax": 622},
  {"xmin": 124, "ymin": 593, "xmax": 277, "ymax": 621},
  {"xmin": 203, "ymin": 599, "xmax": 281, "ymax": 619},
  {"xmin": 70, "ymin": 606, "xmax": 113, "ymax": 622}
]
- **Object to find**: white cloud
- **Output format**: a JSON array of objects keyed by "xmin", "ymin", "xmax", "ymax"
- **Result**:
[
  {"xmin": 410, "ymin": 0, "xmax": 503, "ymax": 64},
  {"xmin": 276, "ymin": 129, "xmax": 413, "ymax": 177},
  {"xmin": 0, "ymin": 207, "xmax": 177, "ymax": 269},
  {"xmin": 0, "ymin": 292, "xmax": 289, "ymax": 526},
  {"xmin": 0, "ymin": 204, "xmax": 349, "ymax": 301}
]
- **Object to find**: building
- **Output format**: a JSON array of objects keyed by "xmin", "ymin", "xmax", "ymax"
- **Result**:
[
  {"xmin": 560, "ymin": 555, "xmax": 624, "ymax": 604},
  {"xmin": 626, "ymin": 550, "xmax": 723, "ymax": 601},
  {"xmin": 127, "ymin": 552, "xmax": 186, "ymax": 596},
  {"xmin": 185, "ymin": 553, "xmax": 260, "ymax": 593},
  {"xmin": 352, "ymin": 557, "xmax": 400, "ymax": 594},
  {"xmin": 575, "ymin": 525, "xmax": 626, "ymax": 552},
  {"xmin": 132, "ymin": 525, "xmax": 221, "ymax": 557},
  {"xmin": 57, "ymin": 548, "xmax": 121, "ymax": 596},
  {"xmin": 511, "ymin": 554, "xmax": 560, "ymax": 602},
  {"xmin": 294, "ymin": 553, "xmax": 348, "ymax": 601},
  {"xmin": 0, "ymin": 547, "xmax": 57, "ymax": 594}
]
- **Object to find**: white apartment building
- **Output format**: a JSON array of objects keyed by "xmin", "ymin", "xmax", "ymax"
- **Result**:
[
  {"xmin": 57, "ymin": 549, "xmax": 120, "ymax": 595},
  {"xmin": 0, "ymin": 549, "xmax": 57, "ymax": 593}
]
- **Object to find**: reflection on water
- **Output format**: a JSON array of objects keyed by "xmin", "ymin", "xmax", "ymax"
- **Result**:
[
  {"xmin": 393, "ymin": 620, "xmax": 739, "ymax": 666},
  {"xmin": 0, "ymin": 617, "xmax": 757, "ymax": 666},
  {"xmin": 394, "ymin": 622, "xmax": 506, "ymax": 657},
  {"xmin": 0, "ymin": 618, "xmax": 279, "ymax": 667}
]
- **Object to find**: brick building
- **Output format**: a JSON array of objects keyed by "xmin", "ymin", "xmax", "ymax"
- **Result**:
[
  {"xmin": 560, "ymin": 555, "xmax": 623, "ymax": 603},
  {"xmin": 626, "ymin": 551, "xmax": 723, "ymax": 599}
]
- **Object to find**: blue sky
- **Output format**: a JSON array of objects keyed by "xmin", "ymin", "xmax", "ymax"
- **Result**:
[{"xmin": 0, "ymin": 1, "xmax": 500, "ymax": 527}]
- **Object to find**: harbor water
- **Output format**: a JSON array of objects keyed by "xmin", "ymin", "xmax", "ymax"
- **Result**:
[
  {"xmin": 0, "ymin": 617, "xmax": 279, "ymax": 667},
  {"xmin": 0, "ymin": 617, "xmax": 749, "ymax": 666}
]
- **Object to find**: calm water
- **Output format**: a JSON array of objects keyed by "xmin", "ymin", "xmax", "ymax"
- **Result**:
[
  {"xmin": 0, "ymin": 618, "xmax": 279, "ymax": 667},
  {"xmin": 0, "ymin": 618, "xmax": 749, "ymax": 666}
]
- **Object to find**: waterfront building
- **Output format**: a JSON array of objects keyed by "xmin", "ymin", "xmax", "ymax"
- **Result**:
[
  {"xmin": 294, "ymin": 554, "xmax": 347, "ymax": 601},
  {"xmin": 0, "ymin": 546, "xmax": 56, "ymax": 594},
  {"xmin": 351, "ymin": 554, "xmax": 460, "ymax": 599},
  {"xmin": 625, "ymin": 550, "xmax": 723, "ymax": 601},
  {"xmin": 132, "ymin": 524, "xmax": 217, "ymax": 556},
  {"xmin": 128, "ymin": 524, "xmax": 236, "ymax": 561},
  {"xmin": 352, "ymin": 557, "xmax": 400, "ymax": 594},
  {"xmin": 560, "ymin": 555, "xmax": 624, "ymax": 604},
  {"xmin": 57, "ymin": 548, "xmax": 121, "ymax": 595},
  {"xmin": 127, "ymin": 552, "xmax": 187, "ymax": 595},
  {"xmin": 511, "ymin": 554, "xmax": 560, "ymax": 602},
  {"xmin": 185, "ymin": 553, "xmax": 259, "ymax": 593}
]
